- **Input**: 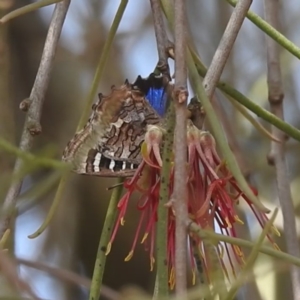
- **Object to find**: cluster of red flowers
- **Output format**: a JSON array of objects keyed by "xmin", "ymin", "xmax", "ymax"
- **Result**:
[{"xmin": 105, "ymin": 121, "xmax": 279, "ymax": 288}]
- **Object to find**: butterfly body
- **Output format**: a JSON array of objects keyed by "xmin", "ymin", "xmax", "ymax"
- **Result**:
[{"xmin": 63, "ymin": 75, "xmax": 166, "ymax": 177}]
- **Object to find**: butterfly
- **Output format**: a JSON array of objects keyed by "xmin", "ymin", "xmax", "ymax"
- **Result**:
[{"xmin": 62, "ymin": 74, "xmax": 168, "ymax": 177}]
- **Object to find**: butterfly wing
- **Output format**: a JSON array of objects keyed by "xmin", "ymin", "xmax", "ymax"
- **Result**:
[
  {"xmin": 133, "ymin": 73, "xmax": 168, "ymax": 117},
  {"xmin": 62, "ymin": 82, "xmax": 161, "ymax": 177}
]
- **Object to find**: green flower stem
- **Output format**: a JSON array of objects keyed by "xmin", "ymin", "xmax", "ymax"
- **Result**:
[
  {"xmin": 186, "ymin": 49, "xmax": 269, "ymax": 213},
  {"xmin": 28, "ymin": 0, "xmax": 128, "ymax": 239},
  {"xmin": 225, "ymin": 0, "xmax": 300, "ymax": 60},
  {"xmin": 0, "ymin": 0, "xmax": 62, "ymax": 23},
  {"xmin": 89, "ymin": 179, "xmax": 123, "ymax": 300},
  {"xmin": 188, "ymin": 218, "xmax": 300, "ymax": 268},
  {"xmin": 28, "ymin": 171, "xmax": 70, "ymax": 239},
  {"xmin": 225, "ymin": 208, "xmax": 279, "ymax": 300},
  {"xmin": 191, "ymin": 50, "xmax": 300, "ymax": 142},
  {"xmin": 77, "ymin": 0, "xmax": 128, "ymax": 130},
  {"xmin": 156, "ymin": 100, "xmax": 175, "ymax": 298}
]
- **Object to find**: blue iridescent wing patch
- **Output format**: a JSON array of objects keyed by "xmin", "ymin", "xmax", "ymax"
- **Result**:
[{"xmin": 133, "ymin": 74, "xmax": 167, "ymax": 117}]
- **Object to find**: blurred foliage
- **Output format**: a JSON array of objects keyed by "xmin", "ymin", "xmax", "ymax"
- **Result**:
[{"xmin": 0, "ymin": 1, "xmax": 300, "ymax": 300}]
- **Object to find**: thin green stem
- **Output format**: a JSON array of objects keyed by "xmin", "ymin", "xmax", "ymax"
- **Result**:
[
  {"xmin": 186, "ymin": 49, "xmax": 269, "ymax": 213},
  {"xmin": 188, "ymin": 219, "xmax": 300, "ymax": 268},
  {"xmin": 28, "ymin": 171, "xmax": 70, "ymax": 238},
  {"xmin": 202, "ymin": 230, "xmax": 227, "ymax": 300},
  {"xmin": 225, "ymin": 208, "xmax": 279, "ymax": 300},
  {"xmin": 225, "ymin": 0, "xmax": 300, "ymax": 60},
  {"xmin": 77, "ymin": 0, "xmax": 128, "ymax": 130},
  {"xmin": 162, "ymin": 0, "xmax": 300, "ymax": 142},
  {"xmin": 191, "ymin": 50, "xmax": 300, "ymax": 142},
  {"xmin": 219, "ymin": 80, "xmax": 300, "ymax": 141},
  {"xmin": 0, "ymin": 0, "xmax": 62, "ymax": 23},
  {"xmin": 224, "ymin": 93, "xmax": 280, "ymax": 143},
  {"xmin": 89, "ymin": 179, "xmax": 123, "ymax": 300},
  {"xmin": 156, "ymin": 100, "xmax": 175, "ymax": 298},
  {"xmin": 0, "ymin": 137, "xmax": 69, "ymax": 170}
]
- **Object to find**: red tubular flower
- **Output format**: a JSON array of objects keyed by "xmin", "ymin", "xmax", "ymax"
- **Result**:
[
  {"xmin": 106, "ymin": 121, "xmax": 279, "ymax": 287},
  {"xmin": 106, "ymin": 125, "xmax": 167, "ymax": 274},
  {"xmin": 186, "ymin": 121, "xmax": 279, "ymax": 281}
]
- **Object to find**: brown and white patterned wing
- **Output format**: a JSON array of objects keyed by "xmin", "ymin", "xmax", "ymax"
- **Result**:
[{"xmin": 62, "ymin": 83, "xmax": 161, "ymax": 177}]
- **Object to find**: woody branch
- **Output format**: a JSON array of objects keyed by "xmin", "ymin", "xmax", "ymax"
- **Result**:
[
  {"xmin": 173, "ymin": 0, "xmax": 189, "ymax": 296},
  {"xmin": 264, "ymin": 0, "xmax": 300, "ymax": 298}
]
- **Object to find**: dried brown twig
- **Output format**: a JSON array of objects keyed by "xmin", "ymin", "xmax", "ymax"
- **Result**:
[
  {"xmin": 264, "ymin": 0, "xmax": 300, "ymax": 299},
  {"xmin": 203, "ymin": 0, "xmax": 252, "ymax": 100},
  {"xmin": 173, "ymin": 0, "xmax": 189, "ymax": 296},
  {"xmin": 0, "ymin": 0, "xmax": 71, "ymax": 239}
]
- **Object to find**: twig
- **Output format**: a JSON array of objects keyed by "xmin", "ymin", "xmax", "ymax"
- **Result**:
[
  {"xmin": 0, "ymin": 0, "xmax": 70, "ymax": 239},
  {"xmin": 150, "ymin": 0, "xmax": 169, "ymax": 76},
  {"xmin": 222, "ymin": 93, "xmax": 281, "ymax": 143},
  {"xmin": 173, "ymin": 0, "xmax": 188, "ymax": 296},
  {"xmin": 17, "ymin": 258, "xmax": 120, "ymax": 300},
  {"xmin": 203, "ymin": 0, "xmax": 252, "ymax": 100},
  {"xmin": 27, "ymin": 172, "xmax": 69, "ymax": 239},
  {"xmin": 89, "ymin": 179, "xmax": 123, "ymax": 300},
  {"xmin": 264, "ymin": 0, "xmax": 300, "ymax": 298},
  {"xmin": 0, "ymin": 251, "xmax": 41, "ymax": 300}
]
